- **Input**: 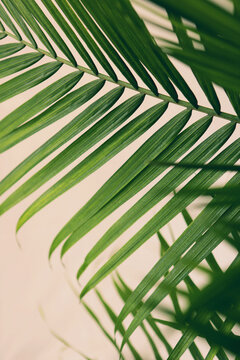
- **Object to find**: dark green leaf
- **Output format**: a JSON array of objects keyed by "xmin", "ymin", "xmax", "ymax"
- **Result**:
[
  {"xmin": 13, "ymin": 0, "xmax": 56, "ymax": 58},
  {"xmin": 55, "ymin": 0, "xmax": 117, "ymax": 81},
  {"xmin": 152, "ymin": 0, "xmax": 240, "ymax": 47},
  {"xmin": 0, "ymin": 3, "xmax": 21, "ymax": 40},
  {"xmin": 68, "ymin": 0, "xmax": 138, "ymax": 88},
  {"xmin": 2, "ymin": 0, "xmax": 37, "ymax": 48},
  {"xmin": 21, "ymin": 0, "xmax": 76, "ymax": 65},
  {"xmin": 41, "ymin": 0, "xmax": 97, "ymax": 73}
]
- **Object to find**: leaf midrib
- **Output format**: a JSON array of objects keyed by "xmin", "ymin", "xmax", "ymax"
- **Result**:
[{"xmin": 2, "ymin": 30, "xmax": 240, "ymax": 124}]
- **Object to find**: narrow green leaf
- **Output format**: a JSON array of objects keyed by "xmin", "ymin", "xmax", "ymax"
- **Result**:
[
  {"xmin": 138, "ymin": 327, "xmax": 162, "ymax": 360},
  {"xmin": 55, "ymin": 0, "xmax": 117, "ymax": 81},
  {"xmin": 116, "ymin": 173, "xmax": 240, "ymax": 337},
  {"xmin": 121, "ymin": 205, "xmax": 240, "ymax": 351},
  {"xmin": 0, "ymin": 94, "xmax": 144, "ymax": 216},
  {"xmin": 154, "ymin": 225, "xmax": 239, "ymax": 360},
  {"xmin": 225, "ymin": 90, "xmax": 240, "ymax": 118},
  {"xmin": 185, "ymin": 260, "xmax": 240, "ymax": 320},
  {"xmin": 113, "ymin": 275, "xmax": 169, "ymax": 358},
  {"xmin": 68, "ymin": 0, "xmax": 138, "ymax": 89},
  {"xmin": 63, "ymin": 114, "xmax": 210, "ymax": 262},
  {"xmin": 0, "ymin": 69, "xmax": 83, "ymax": 139},
  {"xmin": 21, "ymin": 0, "xmax": 77, "ymax": 65},
  {"xmin": 167, "ymin": 313, "xmax": 231, "ymax": 360},
  {"xmin": 157, "ymin": 232, "xmax": 229, "ymax": 360},
  {"xmin": 166, "ymin": 47, "xmax": 240, "ymax": 92},
  {"xmin": 2, "ymin": 0, "xmax": 37, "ymax": 48},
  {"xmin": 0, "ymin": 84, "xmax": 121, "ymax": 153},
  {"xmin": 95, "ymin": 290, "xmax": 143, "ymax": 360},
  {"xmin": 13, "ymin": 0, "xmax": 56, "ymax": 58},
  {"xmin": 0, "ymin": 61, "xmax": 61, "ymax": 103},
  {"xmin": 167, "ymin": 321, "xmax": 206, "ymax": 360},
  {"xmin": 117, "ymin": 275, "xmax": 204, "ymax": 360},
  {"xmin": 152, "ymin": 0, "xmax": 240, "ymax": 47},
  {"xmin": 0, "ymin": 32, "xmax": 6, "ymax": 39},
  {"xmin": 110, "ymin": 285, "xmax": 163, "ymax": 360},
  {"xmin": 205, "ymin": 318, "xmax": 235, "ymax": 360},
  {"xmin": 180, "ymin": 202, "xmax": 222, "ymax": 274},
  {"xmin": 0, "ymin": 42, "xmax": 25, "ymax": 59},
  {"xmin": 0, "ymin": 52, "xmax": 43, "ymax": 78},
  {"xmin": 81, "ymin": 301, "xmax": 124, "ymax": 359},
  {"xmin": 155, "ymin": 46, "xmax": 198, "ymax": 107},
  {"xmin": 197, "ymin": 77, "xmax": 221, "ymax": 114},
  {"xmin": 80, "ymin": 133, "xmax": 238, "ymax": 299},
  {"xmin": 0, "ymin": 19, "xmax": 4, "ymax": 31},
  {"xmin": 41, "ymin": 0, "xmax": 97, "ymax": 73},
  {"xmin": 185, "ymin": 257, "xmax": 240, "ymax": 358},
  {"xmin": 233, "ymin": 0, "xmax": 240, "ymax": 18},
  {"xmin": 57, "ymin": 105, "xmax": 189, "ymax": 254},
  {"xmin": 0, "ymin": 79, "xmax": 106, "ymax": 194},
  {"xmin": 15, "ymin": 100, "xmax": 171, "ymax": 232},
  {"xmin": 167, "ymin": 11, "xmax": 220, "ymax": 113},
  {"xmin": 77, "ymin": 121, "xmax": 233, "ymax": 282},
  {"xmin": 0, "ymin": 3, "xmax": 21, "ymax": 40},
  {"xmin": 81, "ymin": 0, "xmax": 176, "ymax": 98},
  {"xmin": 153, "ymin": 318, "xmax": 184, "ymax": 332},
  {"xmin": 49, "ymin": 104, "xmax": 193, "ymax": 256},
  {"xmin": 153, "ymin": 162, "xmax": 240, "ymax": 173},
  {"xmin": 88, "ymin": 0, "xmax": 197, "ymax": 105}
]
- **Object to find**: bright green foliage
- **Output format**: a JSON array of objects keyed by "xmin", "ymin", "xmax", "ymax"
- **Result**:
[{"xmin": 0, "ymin": 0, "xmax": 240, "ymax": 358}]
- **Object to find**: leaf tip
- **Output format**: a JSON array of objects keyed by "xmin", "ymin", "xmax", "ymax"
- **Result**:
[{"xmin": 77, "ymin": 262, "xmax": 87, "ymax": 280}]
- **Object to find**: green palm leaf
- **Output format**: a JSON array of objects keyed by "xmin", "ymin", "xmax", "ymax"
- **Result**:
[{"xmin": 1, "ymin": 0, "xmax": 240, "ymax": 357}]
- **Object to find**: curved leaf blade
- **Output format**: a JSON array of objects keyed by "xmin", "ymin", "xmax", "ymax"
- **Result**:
[
  {"xmin": 0, "ymin": 3, "xmax": 21, "ymax": 40},
  {"xmin": 0, "ymin": 52, "xmax": 43, "ymax": 78},
  {"xmin": 0, "ymin": 79, "xmax": 106, "ymax": 194},
  {"xmin": 0, "ymin": 61, "xmax": 62, "ymax": 103},
  {"xmin": 0, "ymin": 84, "xmax": 121, "ymax": 153},
  {"xmin": 2, "ymin": 0, "xmax": 37, "ymax": 48},
  {"xmin": 13, "ymin": 0, "xmax": 56, "ymax": 58},
  {"xmin": 80, "ymin": 129, "xmax": 238, "ymax": 298},
  {"xmin": 0, "ymin": 42, "xmax": 25, "ymax": 59},
  {"xmin": 61, "ymin": 114, "xmax": 211, "ymax": 261},
  {"xmin": 0, "ymin": 69, "xmax": 83, "ymax": 139},
  {"xmin": 115, "ymin": 157, "xmax": 240, "ymax": 332},
  {"xmin": 55, "ymin": 0, "xmax": 118, "ymax": 81},
  {"xmin": 15, "ymin": 100, "xmax": 172, "ymax": 232},
  {"xmin": 121, "ymin": 205, "xmax": 240, "ymax": 350},
  {"xmin": 41, "ymin": 0, "xmax": 98, "ymax": 73},
  {"xmin": 0, "ymin": 94, "xmax": 145, "ymax": 216},
  {"xmin": 21, "ymin": 0, "xmax": 77, "ymax": 65}
]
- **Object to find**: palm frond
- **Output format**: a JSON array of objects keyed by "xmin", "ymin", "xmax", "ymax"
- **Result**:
[{"xmin": 1, "ymin": 0, "xmax": 240, "ymax": 356}]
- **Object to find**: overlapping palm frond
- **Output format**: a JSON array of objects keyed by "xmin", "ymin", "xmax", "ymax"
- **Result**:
[
  {"xmin": 1, "ymin": 0, "xmax": 240, "ymax": 357},
  {"xmin": 165, "ymin": 183, "xmax": 240, "ymax": 358}
]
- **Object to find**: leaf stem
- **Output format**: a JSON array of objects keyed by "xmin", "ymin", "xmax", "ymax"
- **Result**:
[{"xmin": 2, "ymin": 30, "xmax": 240, "ymax": 123}]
